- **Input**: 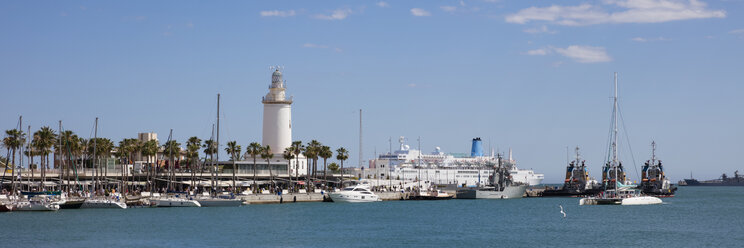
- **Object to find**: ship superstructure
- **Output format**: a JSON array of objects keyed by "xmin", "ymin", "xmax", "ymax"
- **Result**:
[
  {"xmin": 541, "ymin": 147, "xmax": 601, "ymax": 197},
  {"xmin": 640, "ymin": 141, "xmax": 677, "ymax": 196},
  {"xmin": 365, "ymin": 137, "xmax": 544, "ymax": 187}
]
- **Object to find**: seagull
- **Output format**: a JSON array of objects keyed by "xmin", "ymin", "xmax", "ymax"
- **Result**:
[{"xmin": 559, "ymin": 205, "xmax": 566, "ymax": 218}]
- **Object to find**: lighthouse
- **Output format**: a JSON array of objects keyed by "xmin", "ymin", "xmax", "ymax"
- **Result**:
[{"xmin": 262, "ymin": 69, "xmax": 293, "ymax": 154}]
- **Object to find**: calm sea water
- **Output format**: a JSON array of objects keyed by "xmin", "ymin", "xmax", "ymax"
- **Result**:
[{"xmin": 2, "ymin": 187, "xmax": 743, "ymax": 247}]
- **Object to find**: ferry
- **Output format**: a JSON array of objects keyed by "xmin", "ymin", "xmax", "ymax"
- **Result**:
[{"xmin": 365, "ymin": 137, "xmax": 544, "ymax": 187}]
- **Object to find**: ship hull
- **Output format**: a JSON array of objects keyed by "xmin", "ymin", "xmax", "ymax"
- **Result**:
[{"xmin": 456, "ymin": 185, "xmax": 528, "ymax": 199}]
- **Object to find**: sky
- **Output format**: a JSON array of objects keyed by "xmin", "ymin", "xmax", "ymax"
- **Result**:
[{"xmin": 1, "ymin": 1, "xmax": 743, "ymax": 183}]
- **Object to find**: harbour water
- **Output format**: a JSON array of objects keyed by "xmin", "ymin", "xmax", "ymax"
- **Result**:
[{"xmin": 2, "ymin": 187, "xmax": 743, "ymax": 247}]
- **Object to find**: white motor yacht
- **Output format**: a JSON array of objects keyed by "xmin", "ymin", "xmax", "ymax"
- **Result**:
[
  {"xmin": 329, "ymin": 184, "xmax": 381, "ymax": 203},
  {"xmin": 151, "ymin": 196, "xmax": 201, "ymax": 207},
  {"xmin": 81, "ymin": 197, "xmax": 127, "ymax": 209}
]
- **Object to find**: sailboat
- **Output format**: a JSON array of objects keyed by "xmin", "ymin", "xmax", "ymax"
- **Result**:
[
  {"xmin": 195, "ymin": 94, "xmax": 243, "ymax": 207},
  {"xmin": 150, "ymin": 129, "xmax": 201, "ymax": 208},
  {"xmin": 81, "ymin": 117, "xmax": 127, "ymax": 209},
  {"xmin": 580, "ymin": 73, "xmax": 662, "ymax": 206}
]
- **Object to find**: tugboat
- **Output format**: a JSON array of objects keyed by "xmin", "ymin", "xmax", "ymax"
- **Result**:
[
  {"xmin": 541, "ymin": 147, "xmax": 601, "ymax": 197},
  {"xmin": 639, "ymin": 141, "xmax": 677, "ymax": 197}
]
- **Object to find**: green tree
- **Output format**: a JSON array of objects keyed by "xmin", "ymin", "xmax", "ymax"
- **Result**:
[
  {"xmin": 32, "ymin": 126, "xmax": 56, "ymax": 191},
  {"xmin": 162, "ymin": 140, "xmax": 181, "ymax": 191},
  {"xmin": 328, "ymin": 162, "xmax": 339, "ymax": 173},
  {"xmin": 261, "ymin": 145, "xmax": 274, "ymax": 192},
  {"xmin": 186, "ymin": 136, "xmax": 202, "ymax": 191},
  {"xmin": 247, "ymin": 142, "xmax": 263, "ymax": 193},
  {"xmin": 319, "ymin": 146, "xmax": 332, "ymax": 185},
  {"xmin": 336, "ymin": 147, "xmax": 349, "ymax": 188},
  {"xmin": 290, "ymin": 141, "xmax": 304, "ymax": 191},
  {"xmin": 282, "ymin": 147, "xmax": 295, "ymax": 192},
  {"xmin": 225, "ymin": 140, "xmax": 241, "ymax": 193},
  {"xmin": 141, "ymin": 139, "xmax": 159, "ymax": 192},
  {"xmin": 3, "ymin": 129, "xmax": 25, "ymax": 193}
]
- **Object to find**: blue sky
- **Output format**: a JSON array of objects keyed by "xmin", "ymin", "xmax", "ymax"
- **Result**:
[{"xmin": 1, "ymin": 1, "xmax": 743, "ymax": 182}]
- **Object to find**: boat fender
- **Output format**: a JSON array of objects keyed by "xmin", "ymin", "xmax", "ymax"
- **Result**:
[
  {"xmin": 280, "ymin": 197, "xmax": 283, "ymax": 204},
  {"xmin": 293, "ymin": 196, "xmax": 297, "ymax": 203}
]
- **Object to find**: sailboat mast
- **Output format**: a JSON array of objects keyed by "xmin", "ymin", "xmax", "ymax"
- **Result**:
[
  {"xmin": 613, "ymin": 72, "xmax": 619, "ymax": 186},
  {"xmin": 216, "ymin": 94, "xmax": 220, "ymax": 195},
  {"xmin": 93, "ymin": 117, "xmax": 98, "ymax": 193}
]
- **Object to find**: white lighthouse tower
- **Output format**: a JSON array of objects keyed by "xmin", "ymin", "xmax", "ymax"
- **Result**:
[{"xmin": 262, "ymin": 68, "xmax": 293, "ymax": 154}]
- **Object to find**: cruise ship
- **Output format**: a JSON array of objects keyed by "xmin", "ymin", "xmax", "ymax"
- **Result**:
[{"xmin": 365, "ymin": 137, "xmax": 544, "ymax": 187}]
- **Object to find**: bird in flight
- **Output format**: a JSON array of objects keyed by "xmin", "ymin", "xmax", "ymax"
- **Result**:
[{"xmin": 559, "ymin": 205, "xmax": 566, "ymax": 218}]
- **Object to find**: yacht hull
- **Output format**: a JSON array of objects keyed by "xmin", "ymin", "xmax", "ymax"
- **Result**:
[
  {"xmin": 197, "ymin": 198, "xmax": 243, "ymax": 207},
  {"xmin": 329, "ymin": 193, "xmax": 380, "ymax": 203},
  {"xmin": 456, "ymin": 185, "xmax": 528, "ymax": 199},
  {"xmin": 151, "ymin": 198, "xmax": 201, "ymax": 207},
  {"xmin": 15, "ymin": 202, "xmax": 60, "ymax": 211},
  {"xmin": 81, "ymin": 199, "xmax": 127, "ymax": 209}
]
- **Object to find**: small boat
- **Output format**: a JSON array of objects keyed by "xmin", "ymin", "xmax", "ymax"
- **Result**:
[
  {"xmin": 196, "ymin": 197, "xmax": 243, "ymax": 207},
  {"xmin": 81, "ymin": 197, "xmax": 128, "ymax": 209},
  {"xmin": 409, "ymin": 188, "xmax": 454, "ymax": 200},
  {"xmin": 151, "ymin": 196, "xmax": 201, "ymax": 207},
  {"xmin": 329, "ymin": 184, "xmax": 381, "ymax": 203},
  {"xmin": 57, "ymin": 198, "xmax": 85, "ymax": 209}
]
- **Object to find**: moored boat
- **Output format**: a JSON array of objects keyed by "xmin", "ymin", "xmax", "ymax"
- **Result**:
[
  {"xmin": 456, "ymin": 154, "xmax": 528, "ymax": 199},
  {"xmin": 329, "ymin": 184, "xmax": 381, "ymax": 203},
  {"xmin": 151, "ymin": 196, "xmax": 201, "ymax": 207},
  {"xmin": 81, "ymin": 197, "xmax": 127, "ymax": 209}
]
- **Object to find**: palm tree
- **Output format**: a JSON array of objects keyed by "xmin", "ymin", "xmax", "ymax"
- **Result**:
[
  {"xmin": 56, "ymin": 130, "xmax": 76, "ymax": 191},
  {"xmin": 247, "ymin": 142, "xmax": 263, "ymax": 193},
  {"xmin": 260, "ymin": 145, "xmax": 274, "ymax": 192},
  {"xmin": 3, "ymin": 129, "xmax": 24, "ymax": 193},
  {"xmin": 304, "ymin": 140, "xmax": 321, "ymax": 190},
  {"xmin": 117, "ymin": 138, "xmax": 141, "ymax": 193},
  {"xmin": 319, "ymin": 146, "xmax": 332, "ymax": 187},
  {"xmin": 336, "ymin": 147, "xmax": 349, "ymax": 188},
  {"xmin": 186, "ymin": 137, "xmax": 202, "ymax": 192},
  {"xmin": 33, "ymin": 127, "xmax": 56, "ymax": 191},
  {"xmin": 87, "ymin": 138, "xmax": 113, "ymax": 192},
  {"xmin": 282, "ymin": 147, "xmax": 295, "ymax": 192},
  {"xmin": 141, "ymin": 139, "xmax": 158, "ymax": 192},
  {"xmin": 225, "ymin": 141, "xmax": 241, "ymax": 194},
  {"xmin": 202, "ymin": 139, "xmax": 217, "ymax": 190},
  {"xmin": 291, "ymin": 141, "xmax": 304, "ymax": 191},
  {"xmin": 162, "ymin": 140, "xmax": 181, "ymax": 191}
]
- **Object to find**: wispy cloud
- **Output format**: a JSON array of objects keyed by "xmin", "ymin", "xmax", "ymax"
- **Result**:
[
  {"xmin": 377, "ymin": 2, "xmax": 390, "ymax": 8},
  {"xmin": 506, "ymin": 0, "xmax": 725, "ymax": 26},
  {"xmin": 631, "ymin": 36, "xmax": 669, "ymax": 42},
  {"xmin": 729, "ymin": 29, "xmax": 744, "ymax": 34},
  {"xmin": 302, "ymin": 43, "xmax": 343, "ymax": 53},
  {"xmin": 411, "ymin": 8, "xmax": 432, "ymax": 17},
  {"xmin": 525, "ymin": 45, "xmax": 612, "ymax": 63},
  {"xmin": 260, "ymin": 10, "xmax": 296, "ymax": 17},
  {"xmin": 526, "ymin": 48, "xmax": 550, "ymax": 55},
  {"xmin": 523, "ymin": 25, "xmax": 557, "ymax": 34},
  {"xmin": 314, "ymin": 8, "xmax": 352, "ymax": 20},
  {"xmin": 441, "ymin": 6, "xmax": 458, "ymax": 12},
  {"xmin": 555, "ymin": 45, "xmax": 612, "ymax": 63}
]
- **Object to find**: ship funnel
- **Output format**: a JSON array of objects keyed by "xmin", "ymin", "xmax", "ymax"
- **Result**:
[{"xmin": 471, "ymin": 137, "xmax": 483, "ymax": 157}]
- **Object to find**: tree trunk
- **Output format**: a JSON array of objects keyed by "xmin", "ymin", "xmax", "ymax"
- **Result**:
[{"xmin": 252, "ymin": 157, "xmax": 257, "ymax": 193}]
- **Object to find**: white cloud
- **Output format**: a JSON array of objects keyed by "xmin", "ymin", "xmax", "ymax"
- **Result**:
[
  {"xmin": 411, "ymin": 8, "xmax": 432, "ymax": 17},
  {"xmin": 526, "ymin": 45, "xmax": 612, "ymax": 63},
  {"xmin": 441, "ymin": 6, "xmax": 457, "ymax": 12},
  {"xmin": 526, "ymin": 48, "xmax": 550, "ymax": 55},
  {"xmin": 460, "ymin": 1, "xmax": 466, "ymax": 6},
  {"xmin": 554, "ymin": 45, "xmax": 612, "ymax": 63},
  {"xmin": 377, "ymin": 2, "xmax": 390, "ymax": 8},
  {"xmin": 523, "ymin": 25, "xmax": 557, "ymax": 34},
  {"xmin": 314, "ymin": 8, "xmax": 352, "ymax": 20},
  {"xmin": 407, "ymin": 83, "xmax": 417, "ymax": 88},
  {"xmin": 506, "ymin": 0, "xmax": 725, "ymax": 26},
  {"xmin": 631, "ymin": 36, "xmax": 669, "ymax": 42},
  {"xmin": 729, "ymin": 29, "xmax": 744, "ymax": 34},
  {"xmin": 303, "ymin": 43, "xmax": 329, "ymax": 49},
  {"xmin": 260, "ymin": 10, "xmax": 296, "ymax": 17}
]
